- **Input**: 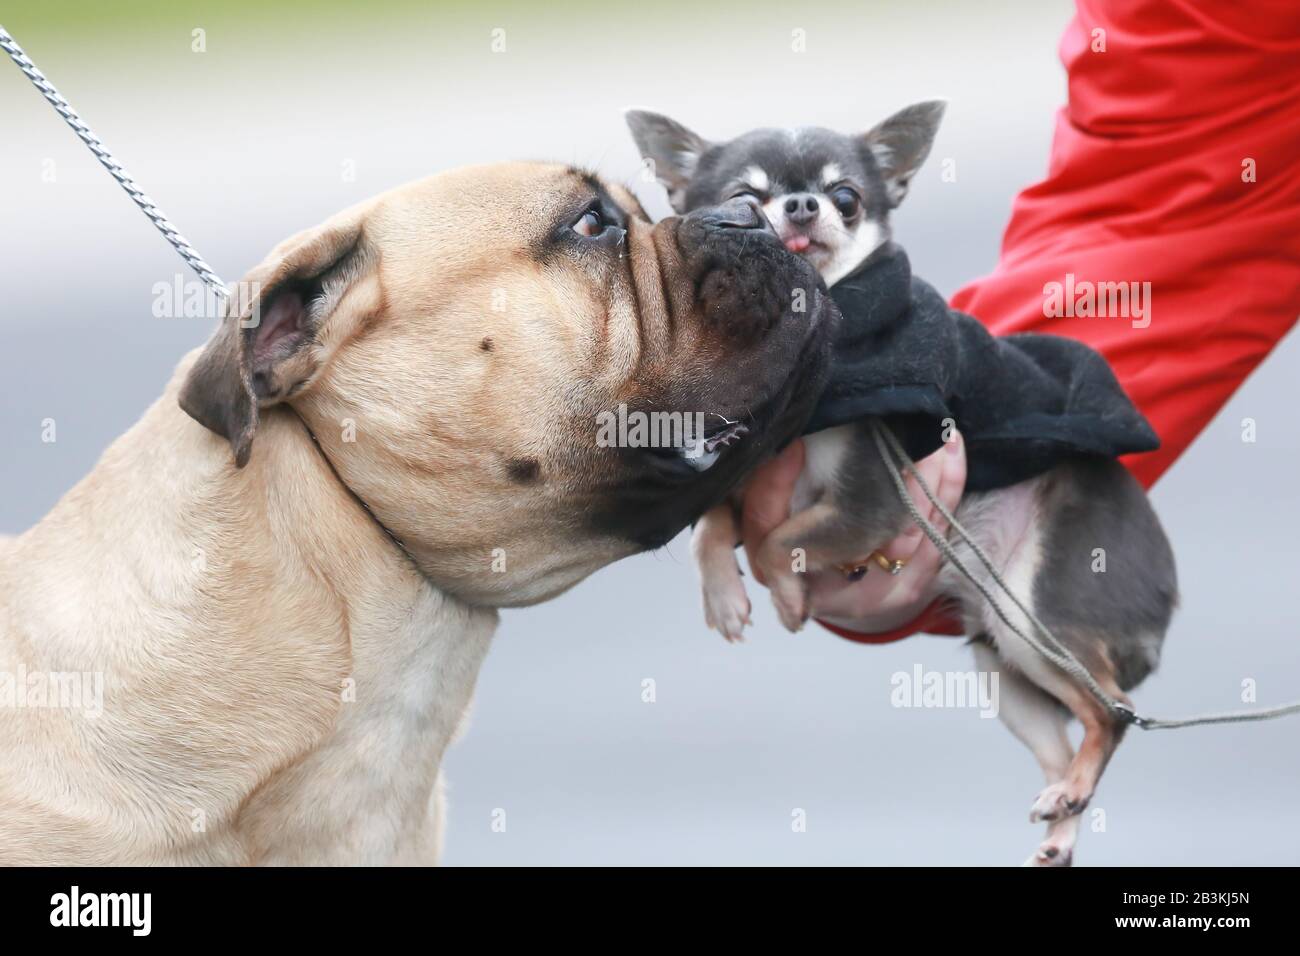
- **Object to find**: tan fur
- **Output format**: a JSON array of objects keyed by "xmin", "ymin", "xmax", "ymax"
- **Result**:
[{"xmin": 0, "ymin": 162, "xmax": 773, "ymax": 864}]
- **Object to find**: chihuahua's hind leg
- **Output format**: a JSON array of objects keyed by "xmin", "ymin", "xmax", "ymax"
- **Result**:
[
  {"xmin": 1027, "ymin": 670, "xmax": 1130, "ymax": 828},
  {"xmin": 972, "ymin": 642, "xmax": 1080, "ymax": 867},
  {"xmin": 692, "ymin": 502, "xmax": 751, "ymax": 642},
  {"xmin": 981, "ymin": 619, "xmax": 1130, "ymax": 860}
]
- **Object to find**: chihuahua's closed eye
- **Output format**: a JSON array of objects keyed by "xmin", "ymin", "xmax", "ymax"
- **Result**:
[{"xmin": 627, "ymin": 103, "xmax": 1177, "ymax": 867}]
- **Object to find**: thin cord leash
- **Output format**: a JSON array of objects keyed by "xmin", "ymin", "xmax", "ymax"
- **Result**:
[
  {"xmin": 2, "ymin": 27, "xmax": 438, "ymax": 583},
  {"xmin": 871, "ymin": 422, "xmax": 1300, "ymax": 730},
  {"xmin": 1, "ymin": 25, "xmax": 229, "ymax": 299}
]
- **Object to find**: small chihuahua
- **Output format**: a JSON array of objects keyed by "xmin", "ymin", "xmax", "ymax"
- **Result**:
[{"xmin": 627, "ymin": 103, "xmax": 1178, "ymax": 866}]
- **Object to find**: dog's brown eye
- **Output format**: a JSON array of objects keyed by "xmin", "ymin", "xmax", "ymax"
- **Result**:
[
  {"xmin": 831, "ymin": 187, "xmax": 861, "ymax": 219},
  {"xmin": 572, "ymin": 209, "xmax": 606, "ymax": 238}
]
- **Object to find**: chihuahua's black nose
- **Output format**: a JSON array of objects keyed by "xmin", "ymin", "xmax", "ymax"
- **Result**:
[
  {"xmin": 783, "ymin": 193, "xmax": 820, "ymax": 225},
  {"xmin": 690, "ymin": 196, "xmax": 775, "ymax": 233}
]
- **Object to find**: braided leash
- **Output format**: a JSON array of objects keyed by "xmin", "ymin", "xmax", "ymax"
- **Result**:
[
  {"xmin": 1, "ymin": 25, "xmax": 229, "ymax": 299},
  {"xmin": 871, "ymin": 422, "xmax": 1300, "ymax": 730}
]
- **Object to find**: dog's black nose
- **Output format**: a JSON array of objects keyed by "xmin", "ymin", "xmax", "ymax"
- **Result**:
[
  {"xmin": 783, "ymin": 193, "xmax": 820, "ymax": 225},
  {"xmin": 687, "ymin": 197, "xmax": 775, "ymax": 234}
]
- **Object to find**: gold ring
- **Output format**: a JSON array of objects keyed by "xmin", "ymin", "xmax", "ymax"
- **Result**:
[{"xmin": 839, "ymin": 550, "xmax": 907, "ymax": 581}]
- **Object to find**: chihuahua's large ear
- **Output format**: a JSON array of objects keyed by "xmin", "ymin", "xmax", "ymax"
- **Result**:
[
  {"xmin": 179, "ymin": 207, "xmax": 380, "ymax": 468},
  {"xmin": 860, "ymin": 100, "xmax": 946, "ymax": 208},
  {"xmin": 625, "ymin": 109, "xmax": 711, "ymax": 212}
]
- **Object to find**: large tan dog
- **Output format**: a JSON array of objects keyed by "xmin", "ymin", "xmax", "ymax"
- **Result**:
[{"xmin": 0, "ymin": 162, "xmax": 831, "ymax": 864}]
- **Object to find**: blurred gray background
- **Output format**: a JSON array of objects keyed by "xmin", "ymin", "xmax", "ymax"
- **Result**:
[{"xmin": 2, "ymin": 0, "xmax": 1296, "ymax": 865}]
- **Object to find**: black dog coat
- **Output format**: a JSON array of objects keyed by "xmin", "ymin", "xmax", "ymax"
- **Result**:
[{"xmin": 804, "ymin": 243, "xmax": 1159, "ymax": 492}]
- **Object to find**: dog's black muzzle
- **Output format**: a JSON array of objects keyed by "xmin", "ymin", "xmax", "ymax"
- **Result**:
[{"xmin": 673, "ymin": 198, "xmax": 823, "ymax": 348}]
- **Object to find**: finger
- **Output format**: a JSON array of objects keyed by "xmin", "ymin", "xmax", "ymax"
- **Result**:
[
  {"xmin": 920, "ymin": 430, "xmax": 967, "ymax": 536},
  {"xmin": 870, "ymin": 462, "xmax": 933, "ymax": 567},
  {"xmin": 882, "ymin": 434, "xmax": 965, "ymax": 607},
  {"xmin": 937, "ymin": 430, "xmax": 967, "ymax": 512},
  {"xmin": 868, "ymin": 437, "xmax": 963, "ymax": 603},
  {"xmin": 890, "ymin": 469, "xmax": 932, "ymax": 559}
]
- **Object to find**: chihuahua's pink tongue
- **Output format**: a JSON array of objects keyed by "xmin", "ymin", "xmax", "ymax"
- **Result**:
[{"xmin": 784, "ymin": 235, "xmax": 811, "ymax": 254}]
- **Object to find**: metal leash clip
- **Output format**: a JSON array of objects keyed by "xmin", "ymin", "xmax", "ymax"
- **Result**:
[{"xmin": 1109, "ymin": 702, "xmax": 1147, "ymax": 728}]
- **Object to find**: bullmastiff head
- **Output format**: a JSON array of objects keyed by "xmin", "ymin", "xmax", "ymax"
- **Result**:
[{"xmin": 0, "ymin": 162, "xmax": 832, "ymax": 864}]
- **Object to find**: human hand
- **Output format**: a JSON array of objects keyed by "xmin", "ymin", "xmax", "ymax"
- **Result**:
[{"xmin": 740, "ymin": 430, "xmax": 966, "ymax": 634}]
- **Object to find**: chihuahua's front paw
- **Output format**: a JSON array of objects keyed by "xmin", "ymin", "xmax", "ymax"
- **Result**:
[
  {"xmin": 769, "ymin": 577, "xmax": 810, "ymax": 633},
  {"xmin": 703, "ymin": 578, "xmax": 751, "ymax": 642},
  {"xmin": 1029, "ymin": 781, "xmax": 1090, "ymax": 823}
]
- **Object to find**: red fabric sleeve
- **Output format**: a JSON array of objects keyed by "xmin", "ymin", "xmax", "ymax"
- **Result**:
[
  {"xmin": 818, "ymin": 598, "xmax": 964, "ymax": 644},
  {"xmin": 821, "ymin": 0, "xmax": 1300, "ymax": 644}
]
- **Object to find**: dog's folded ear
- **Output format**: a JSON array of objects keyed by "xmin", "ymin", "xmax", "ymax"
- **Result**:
[
  {"xmin": 860, "ymin": 100, "xmax": 947, "ymax": 208},
  {"xmin": 625, "ymin": 109, "xmax": 711, "ymax": 212},
  {"xmin": 179, "ymin": 207, "xmax": 380, "ymax": 468}
]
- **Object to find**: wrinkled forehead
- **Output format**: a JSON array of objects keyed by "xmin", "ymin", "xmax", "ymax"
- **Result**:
[
  {"xmin": 375, "ymin": 163, "xmax": 647, "ymax": 252},
  {"xmin": 707, "ymin": 128, "xmax": 868, "ymax": 192},
  {"xmin": 499, "ymin": 164, "xmax": 648, "ymax": 228}
]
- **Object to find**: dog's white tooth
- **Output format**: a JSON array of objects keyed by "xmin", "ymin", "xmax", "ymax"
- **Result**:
[{"xmin": 686, "ymin": 448, "xmax": 721, "ymax": 471}]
